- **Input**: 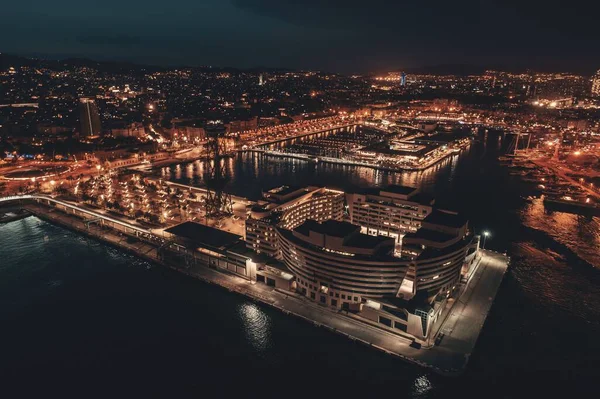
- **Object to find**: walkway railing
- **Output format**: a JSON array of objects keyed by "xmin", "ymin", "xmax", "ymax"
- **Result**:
[{"xmin": 0, "ymin": 194, "xmax": 151, "ymax": 235}]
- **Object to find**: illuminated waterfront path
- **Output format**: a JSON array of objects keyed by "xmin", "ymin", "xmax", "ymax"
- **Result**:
[
  {"xmin": 252, "ymin": 122, "xmax": 361, "ymax": 148},
  {"xmin": 1, "ymin": 195, "xmax": 508, "ymax": 375},
  {"xmin": 249, "ymin": 145, "xmax": 465, "ymax": 172},
  {"xmin": 246, "ymin": 122, "xmax": 469, "ymax": 172}
]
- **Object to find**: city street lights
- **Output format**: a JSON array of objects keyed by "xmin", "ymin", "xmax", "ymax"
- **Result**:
[
  {"xmin": 96, "ymin": 164, "xmax": 101, "ymax": 177},
  {"xmin": 482, "ymin": 230, "xmax": 491, "ymax": 249}
]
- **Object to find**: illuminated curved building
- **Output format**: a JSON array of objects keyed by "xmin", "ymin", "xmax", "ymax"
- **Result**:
[
  {"xmin": 401, "ymin": 210, "xmax": 473, "ymax": 295},
  {"xmin": 278, "ymin": 220, "xmax": 407, "ymax": 300},
  {"xmin": 245, "ymin": 185, "xmax": 479, "ymax": 341}
]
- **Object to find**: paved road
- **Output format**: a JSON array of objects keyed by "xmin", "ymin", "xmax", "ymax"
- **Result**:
[
  {"xmin": 181, "ymin": 250, "xmax": 508, "ymax": 374},
  {"xmin": 427, "ymin": 252, "xmax": 509, "ymax": 366}
]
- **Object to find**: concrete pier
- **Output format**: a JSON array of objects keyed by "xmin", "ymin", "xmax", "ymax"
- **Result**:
[{"xmin": 3, "ymin": 198, "xmax": 508, "ymax": 376}]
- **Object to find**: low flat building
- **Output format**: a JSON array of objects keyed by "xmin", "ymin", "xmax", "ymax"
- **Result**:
[
  {"xmin": 163, "ymin": 221, "xmax": 257, "ymax": 280},
  {"xmin": 163, "ymin": 221, "xmax": 295, "ymax": 290}
]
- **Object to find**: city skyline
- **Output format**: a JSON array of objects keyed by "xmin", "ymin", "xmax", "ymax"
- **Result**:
[{"xmin": 4, "ymin": 52, "xmax": 600, "ymax": 77}]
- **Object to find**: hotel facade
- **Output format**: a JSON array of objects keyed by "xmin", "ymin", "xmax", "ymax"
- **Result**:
[{"xmin": 245, "ymin": 185, "xmax": 479, "ymax": 343}]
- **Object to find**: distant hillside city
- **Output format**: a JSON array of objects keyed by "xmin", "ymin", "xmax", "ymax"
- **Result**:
[{"xmin": 1, "ymin": 54, "xmax": 599, "ymax": 163}]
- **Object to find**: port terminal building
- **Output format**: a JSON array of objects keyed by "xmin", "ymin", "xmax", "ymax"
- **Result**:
[{"xmin": 162, "ymin": 184, "xmax": 479, "ymax": 343}]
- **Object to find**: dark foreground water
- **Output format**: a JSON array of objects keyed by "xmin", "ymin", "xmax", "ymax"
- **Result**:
[{"xmin": 2, "ymin": 132, "xmax": 599, "ymax": 397}]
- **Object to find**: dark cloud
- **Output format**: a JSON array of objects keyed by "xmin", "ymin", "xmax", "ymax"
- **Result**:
[
  {"xmin": 228, "ymin": 0, "xmax": 600, "ymax": 72},
  {"xmin": 230, "ymin": 0, "xmax": 600, "ymax": 46},
  {"xmin": 232, "ymin": 0, "xmax": 483, "ymax": 33},
  {"xmin": 76, "ymin": 35, "xmax": 144, "ymax": 47},
  {"xmin": 232, "ymin": 0, "xmax": 597, "ymax": 35},
  {"xmin": 0, "ymin": 1, "xmax": 599, "ymax": 73}
]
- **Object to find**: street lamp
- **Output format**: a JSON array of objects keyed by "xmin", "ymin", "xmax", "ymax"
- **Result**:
[
  {"xmin": 482, "ymin": 230, "xmax": 491, "ymax": 250},
  {"xmin": 96, "ymin": 164, "xmax": 101, "ymax": 176}
]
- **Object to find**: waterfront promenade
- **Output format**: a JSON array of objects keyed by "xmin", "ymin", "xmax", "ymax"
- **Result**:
[
  {"xmin": 250, "ymin": 143, "xmax": 465, "ymax": 172},
  {"xmin": 1, "ymin": 196, "xmax": 508, "ymax": 375},
  {"xmin": 253, "ymin": 122, "xmax": 361, "ymax": 148}
]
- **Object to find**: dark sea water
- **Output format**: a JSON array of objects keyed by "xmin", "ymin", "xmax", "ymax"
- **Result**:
[{"xmin": 2, "ymin": 132, "xmax": 599, "ymax": 397}]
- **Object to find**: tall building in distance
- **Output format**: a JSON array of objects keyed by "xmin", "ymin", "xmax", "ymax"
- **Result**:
[
  {"xmin": 79, "ymin": 97, "xmax": 102, "ymax": 137},
  {"xmin": 258, "ymin": 74, "xmax": 264, "ymax": 86},
  {"xmin": 592, "ymin": 69, "xmax": 600, "ymax": 97},
  {"xmin": 401, "ymin": 72, "xmax": 407, "ymax": 87}
]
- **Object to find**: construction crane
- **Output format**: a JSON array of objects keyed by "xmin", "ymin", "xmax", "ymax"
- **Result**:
[
  {"xmin": 203, "ymin": 121, "xmax": 233, "ymax": 224},
  {"xmin": 553, "ymin": 131, "xmax": 562, "ymax": 160}
]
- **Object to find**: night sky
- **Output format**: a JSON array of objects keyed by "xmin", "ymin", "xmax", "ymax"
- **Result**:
[{"xmin": 2, "ymin": 0, "xmax": 599, "ymax": 73}]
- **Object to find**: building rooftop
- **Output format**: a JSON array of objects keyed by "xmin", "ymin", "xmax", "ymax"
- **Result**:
[
  {"xmin": 263, "ymin": 185, "xmax": 310, "ymax": 203},
  {"xmin": 165, "ymin": 221, "xmax": 243, "ymax": 250},
  {"xmin": 227, "ymin": 240, "xmax": 257, "ymax": 257},
  {"xmin": 413, "ymin": 193, "xmax": 435, "ymax": 206},
  {"xmin": 265, "ymin": 185, "xmax": 304, "ymax": 197},
  {"xmin": 293, "ymin": 219, "xmax": 393, "ymax": 252},
  {"xmin": 405, "ymin": 227, "xmax": 456, "ymax": 244},
  {"xmin": 295, "ymin": 219, "xmax": 360, "ymax": 238},
  {"xmin": 380, "ymin": 185, "xmax": 419, "ymax": 196},
  {"xmin": 344, "ymin": 232, "xmax": 393, "ymax": 250},
  {"xmin": 368, "ymin": 291, "xmax": 435, "ymax": 313},
  {"xmin": 417, "ymin": 235, "xmax": 472, "ymax": 260},
  {"xmin": 356, "ymin": 185, "xmax": 434, "ymax": 206},
  {"xmin": 424, "ymin": 209, "xmax": 466, "ymax": 228}
]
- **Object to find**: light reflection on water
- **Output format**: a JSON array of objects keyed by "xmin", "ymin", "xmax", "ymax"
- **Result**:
[
  {"xmin": 412, "ymin": 375, "xmax": 434, "ymax": 396},
  {"xmin": 238, "ymin": 302, "xmax": 272, "ymax": 353},
  {"xmin": 521, "ymin": 197, "xmax": 600, "ymax": 268},
  {"xmin": 160, "ymin": 143, "xmax": 599, "ymax": 270},
  {"xmin": 185, "ymin": 163, "xmax": 194, "ymax": 180},
  {"xmin": 161, "ymin": 149, "xmax": 460, "ymax": 201}
]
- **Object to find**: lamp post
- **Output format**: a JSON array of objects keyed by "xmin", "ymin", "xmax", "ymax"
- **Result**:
[{"xmin": 482, "ymin": 230, "xmax": 491, "ymax": 250}]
